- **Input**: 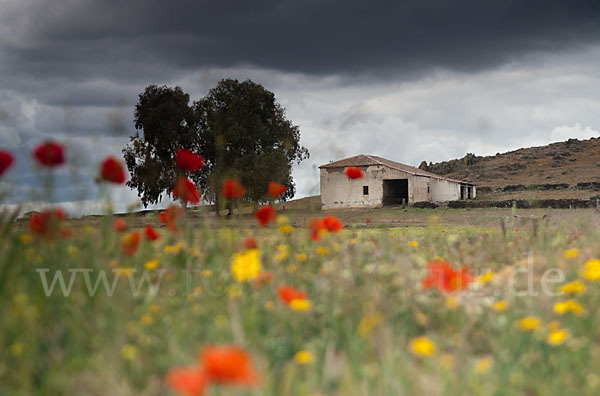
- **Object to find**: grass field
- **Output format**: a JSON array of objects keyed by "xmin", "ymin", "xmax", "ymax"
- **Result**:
[{"xmin": 2, "ymin": 205, "xmax": 600, "ymax": 395}]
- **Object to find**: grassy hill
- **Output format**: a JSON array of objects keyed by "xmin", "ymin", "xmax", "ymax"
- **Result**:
[{"xmin": 419, "ymin": 137, "xmax": 600, "ymax": 200}]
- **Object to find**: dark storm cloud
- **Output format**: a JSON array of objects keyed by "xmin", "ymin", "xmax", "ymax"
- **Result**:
[{"xmin": 4, "ymin": 0, "xmax": 600, "ymax": 80}]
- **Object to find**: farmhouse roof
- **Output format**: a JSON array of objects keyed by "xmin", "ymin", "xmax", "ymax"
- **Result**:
[{"xmin": 319, "ymin": 154, "xmax": 473, "ymax": 184}]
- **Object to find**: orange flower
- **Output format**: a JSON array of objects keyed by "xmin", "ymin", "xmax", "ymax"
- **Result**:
[
  {"xmin": 176, "ymin": 148, "xmax": 205, "ymax": 172},
  {"xmin": 421, "ymin": 259, "xmax": 473, "ymax": 293},
  {"xmin": 99, "ymin": 156, "xmax": 126, "ymax": 184},
  {"xmin": 255, "ymin": 205, "xmax": 276, "ymax": 227},
  {"xmin": 159, "ymin": 205, "xmax": 183, "ymax": 234},
  {"xmin": 32, "ymin": 141, "xmax": 65, "ymax": 167},
  {"xmin": 113, "ymin": 217, "xmax": 128, "ymax": 233},
  {"xmin": 344, "ymin": 166, "xmax": 364, "ymax": 179},
  {"xmin": 253, "ymin": 271, "xmax": 273, "ymax": 287},
  {"xmin": 323, "ymin": 215, "xmax": 343, "ymax": 232},
  {"xmin": 201, "ymin": 345, "xmax": 259, "ymax": 386},
  {"xmin": 308, "ymin": 218, "xmax": 326, "ymax": 241},
  {"xmin": 243, "ymin": 236, "xmax": 258, "ymax": 250},
  {"xmin": 174, "ymin": 177, "xmax": 200, "ymax": 204},
  {"xmin": 267, "ymin": 182, "xmax": 286, "ymax": 199},
  {"xmin": 222, "ymin": 179, "xmax": 246, "ymax": 199},
  {"xmin": 144, "ymin": 225, "xmax": 160, "ymax": 241},
  {"xmin": 278, "ymin": 285, "xmax": 307, "ymax": 304},
  {"xmin": 166, "ymin": 366, "xmax": 207, "ymax": 396},
  {"xmin": 121, "ymin": 232, "xmax": 141, "ymax": 256},
  {"xmin": 29, "ymin": 208, "xmax": 68, "ymax": 239}
]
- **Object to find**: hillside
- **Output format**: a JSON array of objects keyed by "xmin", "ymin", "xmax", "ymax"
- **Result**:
[{"xmin": 419, "ymin": 137, "xmax": 600, "ymax": 200}]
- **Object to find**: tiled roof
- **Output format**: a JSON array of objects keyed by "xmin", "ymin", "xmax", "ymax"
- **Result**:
[{"xmin": 319, "ymin": 154, "xmax": 472, "ymax": 184}]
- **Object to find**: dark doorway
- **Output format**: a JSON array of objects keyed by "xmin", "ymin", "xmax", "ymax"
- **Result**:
[
  {"xmin": 383, "ymin": 179, "xmax": 408, "ymax": 205},
  {"xmin": 460, "ymin": 185, "xmax": 466, "ymax": 200}
]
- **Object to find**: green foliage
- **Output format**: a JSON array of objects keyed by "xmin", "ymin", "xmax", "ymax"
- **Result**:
[{"xmin": 123, "ymin": 80, "xmax": 309, "ymax": 207}]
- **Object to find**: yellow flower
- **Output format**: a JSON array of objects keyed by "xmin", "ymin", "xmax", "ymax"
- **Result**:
[
  {"xmin": 410, "ymin": 337, "xmax": 437, "ymax": 357},
  {"xmin": 294, "ymin": 350, "xmax": 315, "ymax": 365},
  {"xmin": 264, "ymin": 300, "xmax": 275, "ymax": 311},
  {"xmin": 581, "ymin": 259, "xmax": 600, "ymax": 281},
  {"xmin": 296, "ymin": 253, "xmax": 308, "ymax": 262},
  {"xmin": 279, "ymin": 225, "xmax": 294, "ymax": 234},
  {"xmin": 289, "ymin": 298, "xmax": 312, "ymax": 311},
  {"xmin": 10, "ymin": 343, "xmax": 24, "ymax": 357},
  {"xmin": 475, "ymin": 357, "xmax": 493, "ymax": 374},
  {"xmin": 518, "ymin": 316, "xmax": 541, "ymax": 331},
  {"xmin": 67, "ymin": 245, "xmax": 80, "ymax": 258},
  {"xmin": 316, "ymin": 247, "xmax": 330, "ymax": 256},
  {"xmin": 148, "ymin": 305, "xmax": 161, "ymax": 313},
  {"xmin": 163, "ymin": 241, "xmax": 186, "ymax": 254},
  {"xmin": 231, "ymin": 248, "xmax": 262, "ymax": 282},
  {"xmin": 144, "ymin": 259, "xmax": 160, "ymax": 271},
  {"xmin": 559, "ymin": 280, "xmax": 586, "ymax": 295},
  {"xmin": 408, "ymin": 240, "xmax": 419, "ymax": 248},
  {"xmin": 492, "ymin": 300, "xmax": 508, "ymax": 312},
  {"xmin": 286, "ymin": 264, "xmax": 297, "ymax": 273},
  {"xmin": 563, "ymin": 248, "xmax": 580, "ymax": 259},
  {"xmin": 547, "ymin": 328, "xmax": 570, "ymax": 346},
  {"xmin": 553, "ymin": 300, "xmax": 585, "ymax": 316},
  {"xmin": 276, "ymin": 215, "xmax": 290, "ymax": 225},
  {"xmin": 358, "ymin": 312, "xmax": 384, "ymax": 337},
  {"xmin": 188, "ymin": 247, "xmax": 200, "ymax": 257},
  {"xmin": 349, "ymin": 238, "xmax": 357, "ymax": 244},
  {"xmin": 120, "ymin": 344, "xmax": 138, "ymax": 361},
  {"xmin": 275, "ymin": 245, "xmax": 289, "ymax": 261},
  {"xmin": 140, "ymin": 313, "xmax": 154, "ymax": 325},
  {"xmin": 445, "ymin": 296, "xmax": 459, "ymax": 310},
  {"xmin": 115, "ymin": 267, "xmax": 134, "ymax": 276},
  {"xmin": 414, "ymin": 311, "xmax": 429, "ymax": 326},
  {"xmin": 201, "ymin": 269, "xmax": 213, "ymax": 277},
  {"xmin": 19, "ymin": 234, "xmax": 32, "ymax": 244},
  {"xmin": 478, "ymin": 271, "xmax": 495, "ymax": 285},
  {"xmin": 227, "ymin": 284, "xmax": 242, "ymax": 299}
]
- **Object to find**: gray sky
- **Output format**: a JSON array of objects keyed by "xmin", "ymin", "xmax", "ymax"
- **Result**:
[{"xmin": 1, "ymin": 0, "xmax": 600, "ymax": 214}]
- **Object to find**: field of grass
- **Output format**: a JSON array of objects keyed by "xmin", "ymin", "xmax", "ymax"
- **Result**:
[{"xmin": 2, "ymin": 206, "xmax": 600, "ymax": 395}]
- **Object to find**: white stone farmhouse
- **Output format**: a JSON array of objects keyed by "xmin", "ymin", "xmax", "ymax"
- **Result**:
[{"xmin": 319, "ymin": 155, "xmax": 476, "ymax": 209}]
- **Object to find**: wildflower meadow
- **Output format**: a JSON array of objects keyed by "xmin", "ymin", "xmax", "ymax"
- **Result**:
[{"xmin": 1, "ymin": 143, "xmax": 600, "ymax": 395}]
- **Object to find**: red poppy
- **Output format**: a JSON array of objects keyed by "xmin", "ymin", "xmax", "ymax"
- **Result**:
[
  {"xmin": 323, "ymin": 215, "xmax": 343, "ymax": 232},
  {"xmin": 113, "ymin": 217, "xmax": 128, "ymax": 233},
  {"xmin": 121, "ymin": 232, "xmax": 141, "ymax": 256},
  {"xmin": 100, "ymin": 156, "xmax": 126, "ymax": 184},
  {"xmin": 29, "ymin": 208, "xmax": 68, "ymax": 239},
  {"xmin": 222, "ymin": 179, "xmax": 246, "ymax": 199},
  {"xmin": 277, "ymin": 285, "xmax": 307, "ymax": 304},
  {"xmin": 201, "ymin": 345, "xmax": 259, "ymax": 386},
  {"xmin": 32, "ymin": 141, "xmax": 65, "ymax": 167},
  {"xmin": 166, "ymin": 366, "xmax": 207, "ymax": 396},
  {"xmin": 0, "ymin": 150, "xmax": 14, "ymax": 177},
  {"xmin": 255, "ymin": 205, "xmax": 276, "ymax": 227},
  {"xmin": 267, "ymin": 182, "xmax": 286, "ymax": 199},
  {"xmin": 159, "ymin": 205, "xmax": 182, "ymax": 234},
  {"xmin": 253, "ymin": 271, "xmax": 273, "ymax": 288},
  {"xmin": 243, "ymin": 236, "xmax": 257, "ymax": 250},
  {"xmin": 308, "ymin": 218, "xmax": 326, "ymax": 241},
  {"xmin": 144, "ymin": 225, "xmax": 160, "ymax": 241},
  {"xmin": 176, "ymin": 149, "xmax": 205, "ymax": 172},
  {"xmin": 174, "ymin": 177, "xmax": 200, "ymax": 204},
  {"xmin": 344, "ymin": 166, "xmax": 364, "ymax": 179},
  {"xmin": 421, "ymin": 259, "xmax": 473, "ymax": 293}
]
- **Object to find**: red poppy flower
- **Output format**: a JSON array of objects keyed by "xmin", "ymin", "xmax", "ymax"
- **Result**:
[
  {"xmin": 121, "ymin": 232, "xmax": 141, "ymax": 256},
  {"xmin": 323, "ymin": 215, "xmax": 343, "ymax": 232},
  {"xmin": 166, "ymin": 366, "xmax": 207, "ymax": 396},
  {"xmin": 255, "ymin": 205, "xmax": 276, "ymax": 227},
  {"xmin": 243, "ymin": 236, "xmax": 257, "ymax": 250},
  {"xmin": 222, "ymin": 179, "xmax": 246, "ymax": 199},
  {"xmin": 308, "ymin": 218, "xmax": 326, "ymax": 241},
  {"xmin": 100, "ymin": 156, "xmax": 126, "ymax": 184},
  {"xmin": 144, "ymin": 225, "xmax": 160, "ymax": 241},
  {"xmin": 32, "ymin": 141, "xmax": 65, "ymax": 167},
  {"xmin": 113, "ymin": 217, "xmax": 128, "ymax": 233},
  {"xmin": 176, "ymin": 149, "xmax": 205, "ymax": 172},
  {"xmin": 159, "ymin": 205, "xmax": 182, "ymax": 234},
  {"xmin": 201, "ymin": 345, "xmax": 259, "ymax": 386},
  {"xmin": 29, "ymin": 208, "xmax": 68, "ymax": 239},
  {"xmin": 0, "ymin": 150, "xmax": 14, "ymax": 177},
  {"xmin": 344, "ymin": 166, "xmax": 364, "ymax": 179},
  {"xmin": 253, "ymin": 271, "xmax": 273, "ymax": 288},
  {"xmin": 267, "ymin": 182, "xmax": 286, "ymax": 199},
  {"xmin": 277, "ymin": 285, "xmax": 307, "ymax": 304},
  {"xmin": 174, "ymin": 177, "xmax": 200, "ymax": 204},
  {"xmin": 421, "ymin": 259, "xmax": 473, "ymax": 293}
]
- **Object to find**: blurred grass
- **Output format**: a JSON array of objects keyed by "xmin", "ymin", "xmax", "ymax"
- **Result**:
[{"xmin": 2, "ymin": 207, "xmax": 600, "ymax": 395}]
